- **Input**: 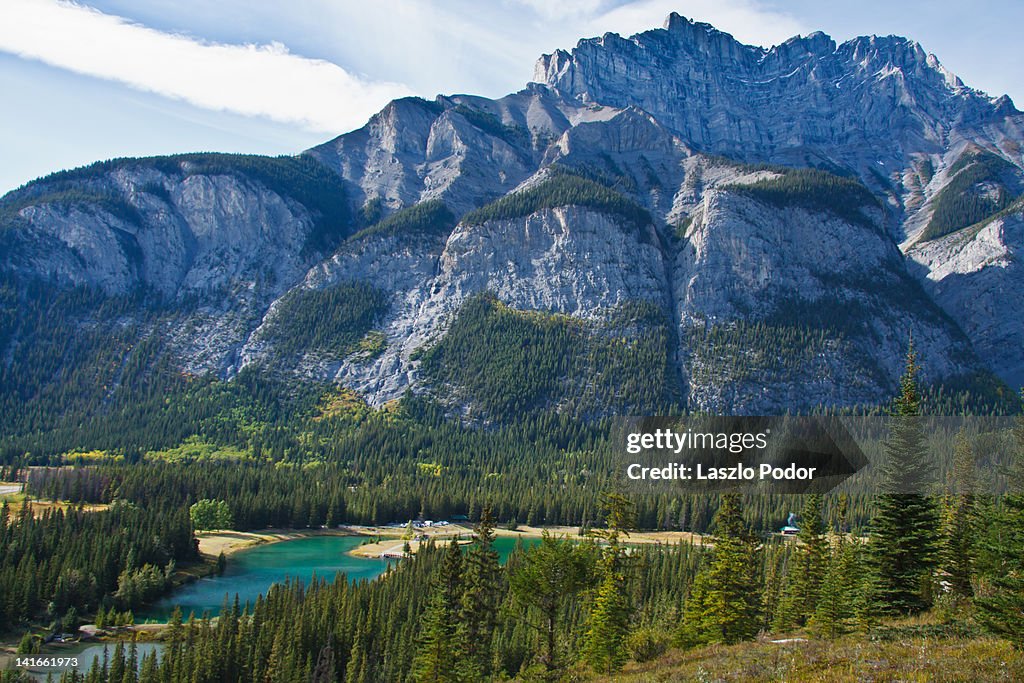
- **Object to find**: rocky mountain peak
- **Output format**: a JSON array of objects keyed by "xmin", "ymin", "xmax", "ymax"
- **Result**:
[
  {"xmin": 534, "ymin": 14, "xmax": 1013, "ymax": 164},
  {"xmin": 2, "ymin": 14, "xmax": 1023, "ymax": 422}
]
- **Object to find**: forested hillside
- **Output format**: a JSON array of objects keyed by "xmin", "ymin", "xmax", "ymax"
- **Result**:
[
  {"xmin": 2, "ymin": 350, "xmax": 1024, "ymax": 682},
  {"xmin": 3, "ymin": 10, "xmax": 1024, "ymax": 682}
]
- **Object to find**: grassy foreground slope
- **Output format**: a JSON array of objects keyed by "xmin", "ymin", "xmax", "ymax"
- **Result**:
[{"xmin": 593, "ymin": 618, "xmax": 1024, "ymax": 682}]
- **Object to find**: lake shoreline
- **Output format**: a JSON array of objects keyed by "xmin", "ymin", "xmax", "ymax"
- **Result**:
[
  {"xmin": 0, "ymin": 525, "xmax": 706, "ymax": 663},
  {"xmin": 197, "ymin": 523, "xmax": 707, "ymax": 561},
  {"xmin": 195, "ymin": 528, "xmax": 357, "ymax": 558}
]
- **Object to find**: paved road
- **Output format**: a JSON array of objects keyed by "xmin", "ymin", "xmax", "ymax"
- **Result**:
[{"xmin": 0, "ymin": 483, "xmax": 23, "ymax": 496}]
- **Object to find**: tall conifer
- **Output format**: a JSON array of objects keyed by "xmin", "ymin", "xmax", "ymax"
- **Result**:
[
  {"xmin": 677, "ymin": 493, "xmax": 760, "ymax": 646},
  {"xmin": 412, "ymin": 539, "xmax": 463, "ymax": 682},
  {"xmin": 941, "ymin": 429, "xmax": 976, "ymax": 597},
  {"xmin": 582, "ymin": 493, "xmax": 635, "ymax": 674},
  {"xmin": 459, "ymin": 507, "xmax": 500, "ymax": 680},
  {"xmin": 775, "ymin": 494, "xmax": 828, "ymax": 631},
  {"xmin": 976, "ymin": 398, "xmax": 1024, "ymax": 648},
  {"xmin": 867, "ymin": 341, "xmax": 939, "ymax": 615}
]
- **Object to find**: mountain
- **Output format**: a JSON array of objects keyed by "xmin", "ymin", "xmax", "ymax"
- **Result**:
[{"xmin": 2, "ymin": 14, "xmax": 1023, "ymax": 438}]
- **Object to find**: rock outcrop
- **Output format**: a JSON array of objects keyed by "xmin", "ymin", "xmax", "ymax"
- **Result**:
[{"xmin": 2, "ymin": 14, "xmax": 1023, "ymax": 418}]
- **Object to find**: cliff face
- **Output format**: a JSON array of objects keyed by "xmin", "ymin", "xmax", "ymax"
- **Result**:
[
  {"xmin": 236, "ymin": 154, "xmax": 975, "ymax": 414},
  {"xmin": 535, "ymin": 13, "xmax": 1024, "ymax": 229},
  {"xmin": 1, "ymin": 13, "xmax": 1022, "ymax": 421},
  {"xmin": 908, "ymin": 201, "xmax": 1024, "ymax": 388},
  {"xmin": 673, "ymin": 186, "xmax": 972, "ymax": 413}
]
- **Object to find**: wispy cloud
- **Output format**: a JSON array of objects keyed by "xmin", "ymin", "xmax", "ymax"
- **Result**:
[
  {"xmin": 0, "ymin": 0, "xmax": 413, "ymax": 134},
  {"xmin": 511, "ymin": 0, "xmax": 610, "ymax": 22},
  {"xmin": 511, "ymin": 0, "xmax": 807, "ymax": 48},
  {"xmin": 583, "ymin": 0, "xmax": 807, "ymax": 47}
]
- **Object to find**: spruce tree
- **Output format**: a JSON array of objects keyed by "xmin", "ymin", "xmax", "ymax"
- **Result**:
[
  {"xmin": 412, "ymin": 539, "xmax": 463, "ymax": 682},
  {"xmin": 108, "ymin": 641, "xmax": 125, "ymax": 683},
  {"xmin": 775, "ymin": 494, "xmax": 828, "ymax": 631},
  {"xmin": 759, "ymin": 547, "xmax": 787, "ymax": 632},
  {"xmin": 16, "ymin": 631, "xmax": 37, "ymax": 655},
  {"xmin": 509, "ymin": 533, "xmax": 593, "ymax": 673},
  {"xmin": 346, "ymin": 619, "xmax": 370, "ymax": 683},
  {"xmin": 677, "ymin": 493, "xmax": 760, "ymax": 647},
  {"xmin": 458, "ymin": 507, "xmax": 500, "ymax": 680},
  {"xmin": 810, "ymin": 533, "xmax": 861, "ymax": 638},
  {"xmin": 582, "ymin": 493, "xmax": 635, "ymax": 674},
  {"xmin": 940, "ymin": 429, "xmax": 976, "ymax": 598},
  {"xmin": 976, "ymin": 400, "xmax": 1024, "ymax": 648},
  {"xmin": 867, "ymin": 342, "xmax": 939, "ymax": 615}
]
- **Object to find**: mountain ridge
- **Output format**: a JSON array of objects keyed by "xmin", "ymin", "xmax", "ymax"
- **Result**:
[{"xmin": 1, "ymin": 13, "xmax": 1023, "ymax": 434}]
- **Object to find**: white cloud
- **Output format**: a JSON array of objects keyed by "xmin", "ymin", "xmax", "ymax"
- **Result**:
[
  {"xmin": 511, "ymin": 0, "xmax": 611, "ymax": 22},
  {"xmin": 0, "ymin": 0, "xmax": 414, "ymax": 134},
  {"xmin": 510, "ymin": 0, "xmax": 807, "ymax": 48},
  {"xmin": 584, "ymin": 0, "xmax": 807, "ymax": 47}
]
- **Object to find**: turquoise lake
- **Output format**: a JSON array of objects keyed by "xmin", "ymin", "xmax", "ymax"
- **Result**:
[
  {"xmin": 20, "ymin": 534, "xmax": 546, "ymax": 678},
  {"xmin": 140, "ymin": 535, "xmax": 391, "ymax": 621},
  {"xmin": 139, "ymin": 533, "xmax": 542, "ymax": 622}
]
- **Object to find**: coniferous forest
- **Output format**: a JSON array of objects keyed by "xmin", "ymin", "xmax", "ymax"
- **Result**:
[
  {"xmin": 1, "ymin": 342, "xmax": 1024, "ymax": 681},
  {"xmin": 4, "ymin": 4, "xmax": 1024, "ymax": 680}
]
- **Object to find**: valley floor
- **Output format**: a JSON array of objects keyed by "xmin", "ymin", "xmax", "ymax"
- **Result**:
[
  {"xmin": 194, "ymin": 528, "xmax": 353, "ymax": 558},
  {"xmin": 346, "ymin": 523, "xmax": 706, "ymax": 557},
  {"xmin": 193, "ymin": 523, "xmax": 708, "ymax": 559}
]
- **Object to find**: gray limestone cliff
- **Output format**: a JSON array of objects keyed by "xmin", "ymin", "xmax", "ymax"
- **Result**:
[{"xmin": 2, "ymin": 13, "xmax": 1023, "ymax": 418}]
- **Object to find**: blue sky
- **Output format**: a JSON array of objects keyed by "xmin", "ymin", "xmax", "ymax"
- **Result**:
[{"xmin": 1, "ymin": 0, "xmax": 1021, "ymax": 195}]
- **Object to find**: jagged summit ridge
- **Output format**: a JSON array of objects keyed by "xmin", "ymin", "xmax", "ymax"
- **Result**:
[
  {"xmin": 534, "ymin": 12, "xmax": 1018, "ymax": 187},
  {"xmin": 1, "ymin": 13, "xmax": 1023, "ymax": 419}
]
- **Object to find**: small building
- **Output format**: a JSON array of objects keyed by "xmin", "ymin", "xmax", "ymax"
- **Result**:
[{"xmin": 780, "ymin": 512, "xmax": 799, "ymax": 535}]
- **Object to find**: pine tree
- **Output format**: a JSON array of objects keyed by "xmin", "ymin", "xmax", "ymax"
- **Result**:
[
  {"xmin": 458, "ymin": 507, "xmax": 500, "ymax": 680},
  {"xmin": 976, "ymin": 399, "xmax": 1024, "ymax": 648},
  {"xmin": 867, "ymin": 342, "xmax": 939, "ymax": 615},
  {"xmin": 582, "ymin": 493, "xmax": 635, "ymax": 674},
  {"xmin": 677, "ymin": 493, "xmax": 760, "ymax": 647}
]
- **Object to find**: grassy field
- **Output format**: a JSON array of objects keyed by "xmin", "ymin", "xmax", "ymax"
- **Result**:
[
  {"xmin": 195, "ymin": 528, "xmax": 359, "ymax": 558},
  {"xmin": 493, "ymin": 524, "xmax": 707, "ymax": 546},
  {"xmin": 0, "ymin": 481, "xmax": 109, "ymax": 517}
]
